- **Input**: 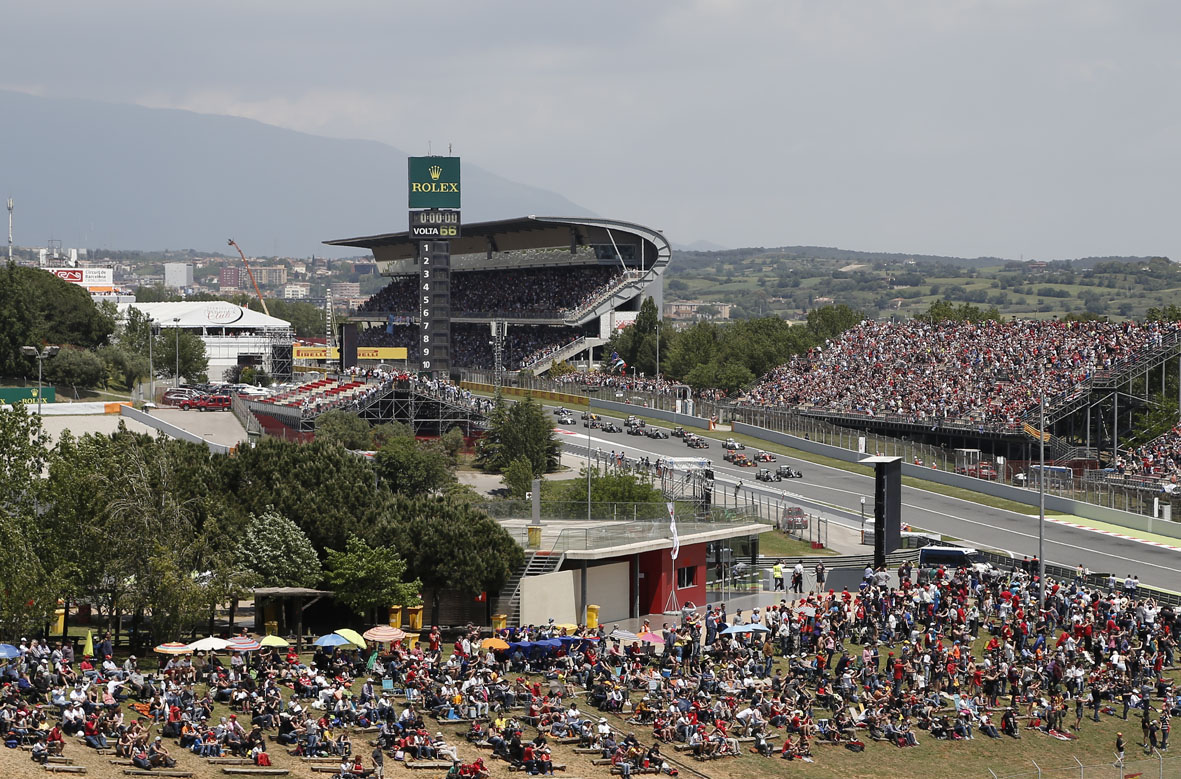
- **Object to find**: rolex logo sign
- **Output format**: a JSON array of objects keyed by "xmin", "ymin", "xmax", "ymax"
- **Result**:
[{"xmin": 409, "ymin": 156, "xmax": 461, "ymax": 209}]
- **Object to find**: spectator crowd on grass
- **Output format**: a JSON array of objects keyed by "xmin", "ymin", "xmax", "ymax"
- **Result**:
[
  {"xmin": 738, "ymin": 318, "xmax": 1181, "ymax": 430},
  {"xmin": 3, "ymin": 558, "xmax": 1179, "ymax": 776}
]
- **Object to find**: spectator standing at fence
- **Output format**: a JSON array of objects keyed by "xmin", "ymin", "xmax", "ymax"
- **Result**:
[{"xmin": 814, "ymin": 562, "xmax": 826, "ymax": 592}]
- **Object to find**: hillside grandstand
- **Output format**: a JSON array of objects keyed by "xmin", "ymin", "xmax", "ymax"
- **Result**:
[
  {"xmin": 727, "ymin": 316, "xmax": 1181, "ymax": 468},
  {"xmin": 327, "ymin": 216, "xmax": 670, "ymax": 375}
]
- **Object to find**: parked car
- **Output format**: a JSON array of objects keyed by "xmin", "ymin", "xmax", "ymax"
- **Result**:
[
  {"xmin": 161, "ymin": 388, "xmax": 204, "ymax": 407},
  {"xmin": 196, "ymin": 394, "xmax": 232, "ymax": 411},
  {"xmin": 234, "ymin": 385, "xmax": 271, "ymax": 398}
]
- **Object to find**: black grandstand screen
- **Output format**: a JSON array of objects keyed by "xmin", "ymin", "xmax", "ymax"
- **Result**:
[{"xmin": 418, "ymin": 241, "xmax": 451, "ymax": 374}]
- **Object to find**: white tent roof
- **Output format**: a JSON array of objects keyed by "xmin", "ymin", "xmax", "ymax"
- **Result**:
[{"xmin": 122, "ymin": 301, "xmax": 291, "ymax": 331}]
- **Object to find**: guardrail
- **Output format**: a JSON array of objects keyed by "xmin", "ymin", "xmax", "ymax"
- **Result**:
[{"xmin": 119, "ymin": 405, "xmax": 232, "ymax": 454}]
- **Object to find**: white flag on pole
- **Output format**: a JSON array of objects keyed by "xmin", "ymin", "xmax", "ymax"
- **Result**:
[{"xmin": 667, "ymin": 501, "xmax": 679, "ymax": 561}]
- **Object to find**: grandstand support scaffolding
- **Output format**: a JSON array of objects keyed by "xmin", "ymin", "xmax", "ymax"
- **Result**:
[
  {"xmin": 355, "ymin": 381, "xmax": 487, "ymax": 438},
  {"xmin": 266, "ymin": 327, "xmax": 295, "ymax": 382}
]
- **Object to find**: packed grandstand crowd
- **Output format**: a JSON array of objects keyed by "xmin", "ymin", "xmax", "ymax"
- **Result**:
[
  {"xmin": 359, "ymin": 325, "xmax": 586, "ymax": 371},
  {"xmin": 1114, "ymin": 424, "xmax": 1181, "ymax": 486},
  {"xmin": 9, "ymin": 561, "xmax": 1178, "ymax": 774},
  {"xmin": 357, "ymin": 266, "xmax": 624, "ymax": 318},
  {"xmin": 738, "ymin": 318, "xmax": 1181, "ymax": 430}
]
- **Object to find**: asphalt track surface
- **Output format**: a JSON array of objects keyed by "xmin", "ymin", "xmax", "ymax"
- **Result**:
[{"xmin": 544, "ymin": 408, "xmax": 1181, "ymax": 592}]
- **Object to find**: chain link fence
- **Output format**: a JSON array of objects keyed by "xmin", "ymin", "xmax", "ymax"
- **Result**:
[{"xmin": 979, "ymin": 752, "xmax": 1180, "ymax": 779}]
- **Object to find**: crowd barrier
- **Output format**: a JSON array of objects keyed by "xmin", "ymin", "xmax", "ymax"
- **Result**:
[{"xmin": 731, "ymin": 421, "xmax": 1181, "ymax": 541}]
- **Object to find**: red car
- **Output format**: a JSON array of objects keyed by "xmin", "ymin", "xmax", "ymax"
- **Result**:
[{"xmin": 181, "ymin": 394, "xmax": 231, "ymax": 411}]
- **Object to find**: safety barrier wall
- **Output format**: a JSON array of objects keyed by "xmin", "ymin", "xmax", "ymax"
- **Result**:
[
  {"xmin": 119, "ymin": 405, "xmax": 232, "ymax": 455},
  {"xmin": 731, "ymin": 421, "xmax": 1181, "ymax": 541}
]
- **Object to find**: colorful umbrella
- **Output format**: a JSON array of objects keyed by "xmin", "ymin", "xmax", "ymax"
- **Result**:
[
  {"xmin": 636, "ymin": 631, "xmax": 665, "ymax": 644},
  {"xmin": 721, "ymin": 623, "xmax": 770, "ymax": 635},
  {"xmin": 187, "ymin": 636, "xmax": 230, "ymax": 652},
  {"xmin": 259, "ymin": 635, "xmax": 289, "ymax": 648},
  {"xmin": 153, "ymin": 642, "xmax": 192, "ymax": 655},
  {"xmin": 0, "ymin": 644, "xmax": 20, "ymax": 660},
  {"xmin": 226, "ymin": 636, "xmax": 262, "ymax": 652},
  {"xmin": 314, "ymin": 633, "xmax": 351, "ymax": 647},
  {"xmin": 333, "ymin": 628, "xmax": 367, "ymax": 648},
  {"xmin": 362, "ymin": 626, "xmax": 406, "ymax": 643},
  {"xmin": 481, "ymin": 637, "xmax": 510, "ymax": 650},
  {"xmin": 609, "ymin": 629, "xmax": 638, "ymax": 641}
]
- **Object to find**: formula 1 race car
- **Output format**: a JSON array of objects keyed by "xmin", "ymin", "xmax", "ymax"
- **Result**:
[{"xmin": 776, "ymin": 465, "xmax": 803, "ymax": 479}]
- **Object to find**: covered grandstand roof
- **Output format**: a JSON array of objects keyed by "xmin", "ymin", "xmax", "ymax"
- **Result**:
[
  {"xmin": 325, "ymin": 215, "xmax": 669, "ymax": 265},
  {"xmin": 121, "ymin": 301, "xmax": 292, "ymax": 330}
]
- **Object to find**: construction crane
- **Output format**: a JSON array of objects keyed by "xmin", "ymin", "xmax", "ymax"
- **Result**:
[{"xmin": 227, "ymin": 239, "xmax": 270, "ymax": 316}]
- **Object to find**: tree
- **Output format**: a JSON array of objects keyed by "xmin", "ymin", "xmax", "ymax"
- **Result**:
[
  {"xmin": 371, "ymin": 421, "xmax": 413, "ymax": 449},
  {"xmin": 237, "ymin": 509, "xmax": 322, "ymax": 587},
  {"xmin": 218, "ymin": 437, "xmax": 388, "ymax": 553},
  {"xmin": 46, "ymin": 347, "xmax": 106, "ymax": 395},
  {"xmin": 155, "ymin": 327, "xmax": 208, "ymax": 383},
  {"xmin": 476, "ymin": 393, "xmax": 559, "ymax": 475},
  {"xmin": 374, "ymin": 436, "xmax": 454, "ymax": 495},
  {"xmin": 370, "ymin": 496, "xmax": 524, "ymax": 624},
  {"xmin": 258, "ymin": 299, "xmax": 325, "ymax": 338},
  {"xmin": 805, "ymin": 304, "xmax": 864, "ymax": 340},
  {"xmin": 98, "ymin": 345, "xmax": 149, "ymax": 391},
  {"xmin": 440, "ymin": 426, "xmax": 465, "ymax": 460},
  {"xmin": 0, "ymin": 405, "xmax": 54, "ymax": 634},
  {"xmin": 502, "ymin": 456, "xmax": 534, "ymax": 499},
  {"xmin": 324, "ymin": 535, "xmax": 419, "ymax": 622},
  {"xmin": 314, "ymin": 410, "xmax": 371, "ymax": 449}
]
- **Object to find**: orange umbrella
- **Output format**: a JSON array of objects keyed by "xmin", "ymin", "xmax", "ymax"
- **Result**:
[
  {"xmin": 363, "ymin": 626, "xmax": 406, "ymax": 643},
  {"xmin": 481, "ymin": 637, "xmax": 510, "ymax": 650}
]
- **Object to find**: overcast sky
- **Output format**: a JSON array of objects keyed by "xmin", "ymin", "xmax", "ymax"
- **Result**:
[{"xmin": 6, "ymin": 1, "xmax": 1180, "ymax": 260}]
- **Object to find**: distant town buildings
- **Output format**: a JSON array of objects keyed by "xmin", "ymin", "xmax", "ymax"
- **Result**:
[
  {"xmin": 662, "ymin": 300, "xmax": 732, "ymax": 320},
  {"xmin": 283, "ymin": 282, "xmax": 311, "ymax": 299},
  {"xmin": 163, "ymin": 262, "xmax": 194, "ymax": 289}
]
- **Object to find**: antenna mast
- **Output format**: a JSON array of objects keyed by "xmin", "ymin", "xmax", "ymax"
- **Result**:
[{"xmin": 6, "ymin": 198, "xmax": 12, "ymax": 262}]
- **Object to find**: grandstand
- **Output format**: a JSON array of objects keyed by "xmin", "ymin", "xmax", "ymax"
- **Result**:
[
  {"xmin": 735, "ymin": 317, "xmax": 1181, "ymax": 474},
  {"xmin": 327, "ymin": 216, "xmax": 670, "ymax": 375},
  {"xmin": 239, "ymin": 371, "xmax": 492, "ymax": 440}
]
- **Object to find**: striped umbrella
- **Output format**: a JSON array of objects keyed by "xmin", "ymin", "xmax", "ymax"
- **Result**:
[
  {"xmin": 362, "ymin": 626, "xmax": 406, "ymax": 643},
  {"xmin": 226, "ymin": 636, "xmax": 262, "ymax": 652},
  {"xmin": 154, "ymin": 642, "xmax": 192, "ymax": 655}
]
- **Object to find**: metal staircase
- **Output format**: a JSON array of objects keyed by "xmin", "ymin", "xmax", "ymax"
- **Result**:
[
  {"xmin": 525, "ymin": 337, "xmax": 607, "ymax": 374},
  {"xmin": 494, "ymin": 550, "xmax": 565, "ymax": 627}
]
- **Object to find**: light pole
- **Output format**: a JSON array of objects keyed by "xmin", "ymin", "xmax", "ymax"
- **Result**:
[
  {"xmin": 586, "ymin": 393, "xmax": 593, "ymax": 521},
  {"xmin": 860, "ymin": 496, "xmax": 866, "ymax": 543},
  {"xmin": 20, "ymin": 345, "xmax": 60, "ymax": 415},
  {"xmin": 1038, "ymin": 367, "xmax": 1046, "ymax": 608},
  {"xmin": 173, "ymin": 317, "xmax": 181, "ymax": 387},
  {"xmin": 147, "ymin": 318, "xmax": 155, "ymax": 402}
]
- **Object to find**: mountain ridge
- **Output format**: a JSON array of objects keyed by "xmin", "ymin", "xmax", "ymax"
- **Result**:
[{"xmin": 0, "ymin": 90, "xmax": 594, "ymax": 256}]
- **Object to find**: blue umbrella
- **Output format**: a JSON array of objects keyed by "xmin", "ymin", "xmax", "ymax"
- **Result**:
[
  {"xmin": 721, "ymin": 623, "xmax": 770, "ymax": 635},
  {"xmin": 0, "ymin": 644, "xmax": 18, "ymax": 660},
  {"xmin": 313, "ymin": 633, "xmax": 351, "ymax": 647}
]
